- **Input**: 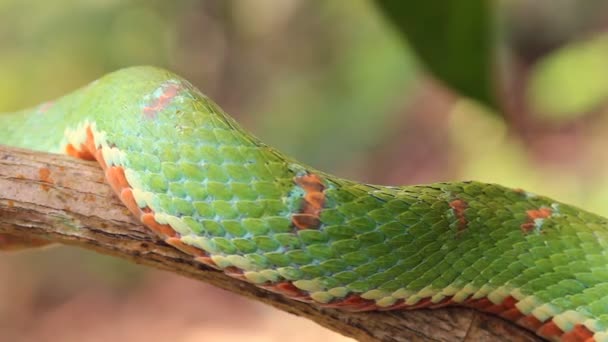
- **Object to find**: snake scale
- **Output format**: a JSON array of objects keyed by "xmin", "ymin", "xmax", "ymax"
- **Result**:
[{"xmin": 1, "ymin": 66, "xmax": 608, "ymax": 342}]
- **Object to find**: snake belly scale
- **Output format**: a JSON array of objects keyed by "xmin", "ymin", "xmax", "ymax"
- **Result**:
[{"xmin": 1, "ymin": 66, "xmax": 608, "ymax": 342}]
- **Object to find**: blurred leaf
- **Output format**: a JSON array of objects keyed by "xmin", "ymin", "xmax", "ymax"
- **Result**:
[
  {"xmin": 375, "ymin": 0, "xmax": 496, "ymax": 109},
  {"xmin": 528, "ymin": 34, "xmax": 608, "ymax": 121},
  {"xmin": 256, "ymin": 1, "xmax": 417, "ymax": 173}
]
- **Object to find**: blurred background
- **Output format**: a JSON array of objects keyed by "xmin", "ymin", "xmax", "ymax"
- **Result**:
[{"xmin": 2, "ymin": 0, "xmax": 608, "ymax": 341}]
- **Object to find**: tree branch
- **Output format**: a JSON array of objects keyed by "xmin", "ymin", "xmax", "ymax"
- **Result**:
[{"xmin": 0, "ymin": 144, "xmax": 542, "ymax": 342}]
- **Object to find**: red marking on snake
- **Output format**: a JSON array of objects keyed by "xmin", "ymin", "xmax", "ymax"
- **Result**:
[
  {"xmin": 449, "ymin": 199, "xmax": 468, "ymax": 232},
  {"xmin": 501, "ymin": 307, "xmax": 525, "ymax": 321},
  {"xmin": 527, "ymin": 207, "xmax": 553, "ymax": 220},
  {"xmin": 65, "ymin": 127, "xmax": 96, "ymax": 161},
  {"xmin": 518, "ymin": 314, "xmax": 543, "ymax": 331},
  {"xmin": 165, "ymin": 237, "xmax": 207, "ymax": 257},
  {"xmin": 292, "ymin": 173, "xmax": 325, "ymax": 230},
  {"xmin": 322, "ymin": 293, "xmax": 377, "ymax": 311},
  {"xmin": 521, "ymin": 207, "xmax": 552, "ymax": 233},
  {"xmin": 106, "ymin": 167, "xmax": 130, "ymax": 192},
  {"xmin": 263, "ymin": 282, "xmax": 309, "ymax": 299},
  {"xmin": 142, "ymin": 82, "xmax": 181, "ymax": 119},
  {"xmin": 94, "ymin": 150, "xmax": 107, "ymax": 169},
  {"xmin": 119, "ymin": 188, "xmax": 141, "ymax": 216},
  {"xmin": 467, "ymin": 297, "xmax": 495, "ymax": 310},
  {"xmin": 562, "ymin": 324, "xmax": 595, "ymax": 342},
  {"xmin": 194, "ymin": 256, "xmax": 218, "ymax": 268},
  {"xmin": 321, "ymin": 293, "xmax": 593, "ymax": 340},
  {"xmin": 291, "ymin": 214, "xmax": 321, "ymax": 230},
  {"xmin": 141, "ymin": 213, "xmax": 178, "ymax": 238},
  {"xmin": 467, "ymin": 295, "xmax": 518, "ymax": 314},
  {"xmin": 224, "ymin": 266, "xmax": 247, "ymax": 281},
  {"xmin": 425, "ymin": 297, "xmax": 455, "ymax": 309},
  {"xmin": 538, "ymin": 320, "xmax": 564, "ymax": 339}
]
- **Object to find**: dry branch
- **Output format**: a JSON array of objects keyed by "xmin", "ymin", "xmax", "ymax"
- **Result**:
[{"xmin": 0, "ymin": 144, "xmax": 542, "ymax": 342}]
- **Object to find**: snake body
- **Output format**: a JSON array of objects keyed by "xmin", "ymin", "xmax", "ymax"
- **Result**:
[{"xmin": 2, "ymin": 66, "xmax": 608, "ymax": 341}]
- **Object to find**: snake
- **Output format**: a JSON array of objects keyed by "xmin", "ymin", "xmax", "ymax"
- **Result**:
[{"xmin": 1, "ymin": 66, "xmax": 608, "ymax": 342}]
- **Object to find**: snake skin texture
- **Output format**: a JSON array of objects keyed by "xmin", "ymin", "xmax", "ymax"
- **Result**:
[{"xmin": 1, "ymin": 66, "xmax": 608, "ymax": 341}]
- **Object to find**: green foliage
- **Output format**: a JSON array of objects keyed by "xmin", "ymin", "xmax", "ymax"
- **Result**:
[
  {"xmin": 375, "ymin": 0, "xmax": 496, "ymax": 109},
  {"xmin": 257, "ymin": 0, "xmax": 417, "ymax": 171},
  {"xmin": 528, "ymin": 34, "xmax": 608, "ymax": 120}
]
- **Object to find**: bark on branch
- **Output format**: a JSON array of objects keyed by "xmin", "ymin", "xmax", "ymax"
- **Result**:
[{"xmin": 0, "ymin": 144, "xmax": 542, "ymax": 342}]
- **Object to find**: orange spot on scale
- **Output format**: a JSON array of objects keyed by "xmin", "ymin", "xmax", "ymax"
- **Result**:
[
  {"xmin": 142, "ymin": 82, "xmax": 181, "ymax": 119},
  {"xmin": 561, "ymin": 324, "xmax": 595, "ymax": 342},
  {"xmin": 291, "ymin": 213, "xmax": 321, "ymax": 230},
  {"xmin": 502, "ymin": 296, "xmax": 518, "ymax": 309},
  {"xmin": 66, "ymin": 143, "xmax": 82, "ymax": 159},
  {"xmin": 521, "ymin": 207, "xmax": 552, "ymax": 233},
  {"xmin": 520, "ymin": 222, "xmax": 535, "ymax": 233},
  {"xmin": 88, "ymin": 126, "xmax": 99, "ymax": 152},
  {"xmin": 94, "ymin": 149, "xmax": 107, "ymax": 170},
  {"xmin": 224, "ymin": 266, "xmax": 247, "ymax": 281},
  {"xmin": 322, "ymin": 294, "xmax": 376, "ymax": 311},
  {"xmin": 427, "ymin": 297, "xmax": 455, "ymax": 309},
  {"xmin": 449, "ymin": 199, "xmax": 468, "ymax": 232},
  {"xmin": 7, "ymin": 200, "xmax": 14, "ymax": 208},
  {"xmin": 501, "ymin": 307, "xmax": 525, "ymax": 321},
  {"xmin": 194, "ymin": 256, "xmax": 218, "ymax": 268},
  {"xmin": 292, "ymin": 173, "xmax": 326, "ymax": 230},
  {"xmin": 537, "ymin": 320, "xmax": 564, "ymax": 339},
  {"xmin": 294, "ymin": 173, "xmax": 325, "ymax": 193},
  {"xmin": 165, "ymin": 237, "xmax": 207, "ymax": 257},
  {"xmin": 264, "ymin": 282, "xmax": 308, "ymax": 299},
  {"xmin": 374, "ymin": 300, "xmax": 410, "ymax": 311},
  {"xmin": 119, "ymin": 188, "xmax": 143, "ymax": 218},
  {"xmin": 527, "ymin": 207, "xmax": 552, "ymax": 220},
  {"xmin": 518, "ymin": 314, "xmax": 544, "ymax": 331},
  {"xmin": 304, "ymin": 192, "xmax": 324, "ymax": 210},
  {"xmin": 483, "ymin": 303, "xmax": 509, "ymax": 314},
  {"xmin": 65, "ymin": 126, "xmax": 97, "ymax": 161},
  {"xmin": 105, "ymin": 167, "xmax": 130, "ymax": 194},
  {"xmin": 408, "ymin": 298, "xmax": 438, "ymax": 310},
  {"xmin": 476, "ymin": 296, "xmax": 519, "ymax": 314},
  {"xmin": 465, "ymin": 297, "xmax": 493, "ymax": 310},
  {"xmin": 141, "ymin": 213, "xmax": 177, "ymax": 238}
]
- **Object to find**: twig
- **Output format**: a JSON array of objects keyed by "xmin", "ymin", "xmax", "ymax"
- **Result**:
[{"xmin": 0, "ymin": 144, "xmax": 542, "ymax": 342}]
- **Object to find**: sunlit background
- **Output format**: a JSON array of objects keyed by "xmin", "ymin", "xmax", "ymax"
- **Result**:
[{"xmin": 2, "ymin": 0, "xmax": 608, "ymax": 341}]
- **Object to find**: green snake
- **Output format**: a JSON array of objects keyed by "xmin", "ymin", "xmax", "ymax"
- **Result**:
[{"xmin": 1, "ymin": 66, "xmax": 607, "ymax": 342}]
